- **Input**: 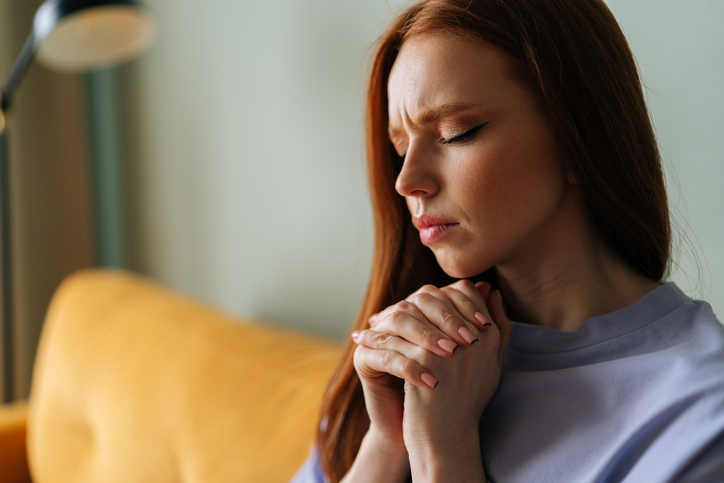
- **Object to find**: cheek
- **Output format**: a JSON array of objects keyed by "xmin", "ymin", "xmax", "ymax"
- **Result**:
[
  {"xmin": 504, "ymin": 124, "xmax": 560, "ymax": 188},
  {"xmin": 449, "ymin": 145, "xmax": 521, "ymax": 211},
  {"xmin": 454, "ymin": 133, "xmax": 565, "ymax": 226}
]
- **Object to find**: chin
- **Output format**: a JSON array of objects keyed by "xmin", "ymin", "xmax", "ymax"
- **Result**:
[{"xmin": 435, "ymin": 254, "xmax": 492, "ymax": 281}]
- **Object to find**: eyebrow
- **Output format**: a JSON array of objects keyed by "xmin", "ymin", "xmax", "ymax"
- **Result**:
[{"xmin": 388, "ymin": 102, "xmax": 483, "ymax": 139}]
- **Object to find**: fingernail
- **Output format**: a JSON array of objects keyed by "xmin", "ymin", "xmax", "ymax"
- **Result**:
[
  {"xmin": 458, "ymin": 326, "xmax": 478, "ymax": 345},
  {"xmin": 437, "ymin": 338, "xmax": 458, "ymax": 354},
  {"xmin": 474, "ymin": 312, "xmax": 488, "ymax": 326},
  {"xmin": 420, "ymin": 372, "xmax": 439, "ymax": 389},
  {"xmin": 351, "ymin": 330, "xmax": 360, "ymax": 339},
  {"xmin": 482, "ymin": 322, "xmax": 492, "ymax": 328},
  {"xmin": 368, "ymin": 314, "xmax": 377, "ymax": 324}
]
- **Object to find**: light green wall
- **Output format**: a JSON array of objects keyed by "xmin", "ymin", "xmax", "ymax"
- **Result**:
[
  {"xmin": 118, "ymin": 0, "xmax": 723, "ymax": 339},
  {"xmin": 119, "ymin": 1, "xmax": 409, "ymax": 340},
  {"xmin": 605, "ymin": 0, "xmax": 724, "ymax": 312}
]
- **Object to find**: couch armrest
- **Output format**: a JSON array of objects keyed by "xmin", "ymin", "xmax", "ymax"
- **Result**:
[
  {"xmin": 28, "ymin": 269, "xmax": 342, "ymax": 483},
  {"xmin": 0, "ymin": 401, "xmax": 33, "ymax": 483}
]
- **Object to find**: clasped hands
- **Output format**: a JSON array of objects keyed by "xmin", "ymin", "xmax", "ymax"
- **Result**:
[{"xmin": 351, "ymin": 280, "xmax": 512, "ymax": 479}]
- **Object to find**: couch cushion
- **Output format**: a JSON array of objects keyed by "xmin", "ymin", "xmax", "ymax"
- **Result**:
[
  {"xmin": 0, "ymin": 401, "xmax": 32, "ymax": 483},
  {"xmin": 28, "ymin": 269, "xmax": 341, "ymax": 483}
]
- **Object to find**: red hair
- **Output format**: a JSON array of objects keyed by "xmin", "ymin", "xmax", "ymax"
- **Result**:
[{"xmin": 317, "ymin": 1, "xmax": 671, "ymax": 481}]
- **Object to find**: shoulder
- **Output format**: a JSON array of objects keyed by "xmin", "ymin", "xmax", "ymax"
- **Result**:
[
  {"xmin": 289, "ymin": 449, "xmax": 328, "ymax": 483},
  {"xmin": 622, "ymin": 286, "xmax": 724, "ymax": 408},
  {"xmin": 622, "ymin": 288, "xmax": 724, "ymax": 480},
  {"xmin": 491, "ymin": 283, "xmax": 724, "ymax": 481},
  {"xmin": 615, "ymin": 282, "xmax": 724, "ymax": 363},
  {"xmin": 647, "ymin": 289, "xmax": 724, "ymax": 380}
]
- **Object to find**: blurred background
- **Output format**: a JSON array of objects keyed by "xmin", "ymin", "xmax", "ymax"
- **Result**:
[{"xmin": 1, "ymin": 0, "xmax": 722, "ymax": 399}]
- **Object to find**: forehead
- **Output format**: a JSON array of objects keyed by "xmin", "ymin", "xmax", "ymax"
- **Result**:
[{"xmin": 387, "ymin": 34, "xmax": 522, "ymax": 134}]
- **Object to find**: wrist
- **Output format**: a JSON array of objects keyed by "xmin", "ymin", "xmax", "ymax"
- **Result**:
[
  {"xmin": 407, "ymin": 433, "xmax": 485, "ymax": 483},
  {"xmin": 341, "ymin": 428, "xmax": 410, "ymax": 483},
  {"xmin": 363, "ymin": 426, "xmax": 409, "ymax": 461}
]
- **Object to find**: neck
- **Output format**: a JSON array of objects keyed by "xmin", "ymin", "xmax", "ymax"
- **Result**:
[{"xmin": 495, "ymin": 191, "xmax": 659, "ymax": 332}]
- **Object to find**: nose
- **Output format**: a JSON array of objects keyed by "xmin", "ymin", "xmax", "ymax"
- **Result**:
[{"xmin": 394, "ymin": 144, "xmax": 439, "ymax": 198}]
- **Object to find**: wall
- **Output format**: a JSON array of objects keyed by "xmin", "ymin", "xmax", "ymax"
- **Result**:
[
  {"xmin": 605, "ymin": 0, "xmax": 724, "ymax": 310},
  {"xmin": 120, "ymin": 0, "xmax": 723, "ymax": 341},
  {"xmin": 121, "ymin": 1, "xmax": 408, "ymax": 340}
]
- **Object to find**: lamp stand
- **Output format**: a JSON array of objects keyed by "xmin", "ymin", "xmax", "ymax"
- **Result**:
[
  {"xmin": 0, "ymin": 0, "xmax": 156, "ymax": 403},
  {"xmin": 0, "ymin": 123, "xmax": 13, "ymax": 402}
]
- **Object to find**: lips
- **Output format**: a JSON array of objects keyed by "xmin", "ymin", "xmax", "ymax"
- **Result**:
[{"xmin": 413, "ymin": 215, "xmax": 459, "ymax": 244}]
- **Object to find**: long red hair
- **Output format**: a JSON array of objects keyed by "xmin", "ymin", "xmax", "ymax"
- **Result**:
[{"xmin": 317, "ymin": 1, "xmax": 671, "ymax": 481}]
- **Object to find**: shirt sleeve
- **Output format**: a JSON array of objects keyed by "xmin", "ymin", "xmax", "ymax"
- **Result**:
[{"xmin": 289, "ymin": 449, "xmax": 328, "ymax": 483}]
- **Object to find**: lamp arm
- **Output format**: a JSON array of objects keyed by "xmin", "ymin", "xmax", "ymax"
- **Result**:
[{"xmin": 1, "ymin": 32, "xmax": 39, "ymax": 113}]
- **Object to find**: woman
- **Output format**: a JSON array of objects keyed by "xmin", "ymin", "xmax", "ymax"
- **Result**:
[{"xmin": 292, "ymin": 0, "xmax": 724, "ymax": 481}]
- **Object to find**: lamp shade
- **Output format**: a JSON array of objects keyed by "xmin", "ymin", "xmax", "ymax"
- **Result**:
[{"xmin": 33, "ymin": 0, "xmax": 157, "ymax": 72}]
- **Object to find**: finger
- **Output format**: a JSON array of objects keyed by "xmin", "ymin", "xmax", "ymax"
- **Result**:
[
  {"xmin": 407, "ymin": 286, "xmax": 475, "ymax": 347},
  {"xmin": 370, "ymin": 302, "xmax": 411, "ymax": 328},
  {"xmin": 370, "ymin": 301, "xmax": 459, "ymax": 357},
  {"xmin": 475, "ymin": 281, "xmax": 493, "ymax": 300},
  {"xmin": 352, "ymin": 333, "xmax": 439, "ymax": 389},
  {"xmin": 352, "ymin": 329, "xmax": 430, "ymax": 359},
  {"xmin": 440, "ymin": 280, "xmax": 491, "ymax": 329},
  {"xmin": 487, "ymin": 290, "xmax": 513, "ymax": 362},
  {"xmin": 437, "ymin": 287, "xmax": 485, "ymax": 345}
]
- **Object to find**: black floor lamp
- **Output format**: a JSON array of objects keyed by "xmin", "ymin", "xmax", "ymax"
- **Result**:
[{"xmin": 1, "ymin": 0, "xmax": 157, "ymax": 402}]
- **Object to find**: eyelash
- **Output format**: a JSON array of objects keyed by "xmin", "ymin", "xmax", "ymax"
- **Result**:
[
  {"xmin": 394, "ymin": 122, "xmax": 488, "ymax": 164},
  {"xmin": 440, "ymin": 122, "xmax": 488, "ymax": 145}
]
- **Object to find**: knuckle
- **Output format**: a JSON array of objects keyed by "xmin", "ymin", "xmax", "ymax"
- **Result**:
[
  {"xmin": 410, "ymin": 286, "xmax": 438, "ymax": 301},
  {"xmin": 410, "ymin": 343, "xmax": 428, "ymax": 359},
  {"xmin": 441, "ymin": 311, "xmax": 461, "ymax": 327},
  {"xmin": 413, "ymin": 324, "xmax": 434, "ymax": 346},
  {"xmin": 462, "ymin": 299, "xmax": 478, "ymax": 315},
  {"xmin": 420, "ymin": 284, "xmax": 438, "ymax": 293},
  {"xmin": 373, "ymin": 333, "xmax": 391, "ymax": 349},
  {"xmin": 396, "ymin": 300, "xmax": 412, "ymax": 312},
  {"xmin": 415, "ymin": 292, "xmax": 435, "ymax": 304},
  {"xmin": 380, "ymin": 350, "xmax": 394, "ymax": 368},
  {"xmin": 452, "ymin": 279, "xmax": 474, "ymax": 290},
  {"xmin": 389, "ymin": 310, "xmax": 407, "ymax": 328},
  {"xmin": 459, "ymin": 279, "xmax": 475, "ymax": 289},
  {"xmin": 399, "ymin": 357, "xmax": 415, "ymax": 377}
]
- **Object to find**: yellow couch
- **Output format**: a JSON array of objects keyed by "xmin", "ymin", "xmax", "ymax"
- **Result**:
[{"xmin": 0, "ymin": 270, "xmax": 341, "ymax": 483}]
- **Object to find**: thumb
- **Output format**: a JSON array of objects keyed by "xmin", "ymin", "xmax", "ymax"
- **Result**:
[{"xmin": 475, "ymin": 281, "xmax": 492, "ymax": 301}]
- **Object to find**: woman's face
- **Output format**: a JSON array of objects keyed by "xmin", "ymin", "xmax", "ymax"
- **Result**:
[{"xmin": 387, "ymin": 34, "xmax": 573, "ymax": 279}]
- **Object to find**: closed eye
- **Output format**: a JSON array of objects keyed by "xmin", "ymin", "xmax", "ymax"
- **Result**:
[{"xmin": 440, "ymin": 122, "xmax": 488, "ymax": 145}]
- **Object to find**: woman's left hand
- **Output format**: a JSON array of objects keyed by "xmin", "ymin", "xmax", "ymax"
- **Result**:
[{"xmin": 351, "ymin": 281, "xmax": 512, "ymax": 480}]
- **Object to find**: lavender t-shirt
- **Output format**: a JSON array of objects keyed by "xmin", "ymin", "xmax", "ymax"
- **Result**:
[{"xmin": 292, "ymin": 283, "xmax": 724, "ymax": 482}]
